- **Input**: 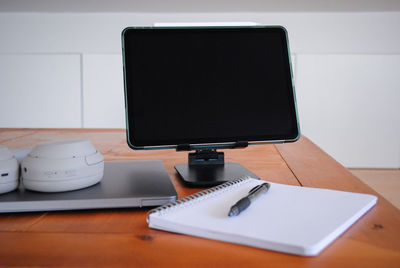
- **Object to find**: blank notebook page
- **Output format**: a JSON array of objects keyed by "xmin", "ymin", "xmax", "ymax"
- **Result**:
[{"xmin": 148, "ymin": 178, "xmax": 377, "ymax": 256}]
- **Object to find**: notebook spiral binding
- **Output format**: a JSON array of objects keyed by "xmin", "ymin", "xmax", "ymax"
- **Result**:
[{"xmin": 146, "ymin": 177, "xmax": 253, "ymax": 223}]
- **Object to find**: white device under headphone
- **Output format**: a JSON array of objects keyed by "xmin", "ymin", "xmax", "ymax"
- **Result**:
[
  {"xmin": 0, "ymin": 145, "xmax": 19, "ymax": 194},
  {"xmin": 22, "ymin": 139, "xmax": 104, "ymax": 192}
]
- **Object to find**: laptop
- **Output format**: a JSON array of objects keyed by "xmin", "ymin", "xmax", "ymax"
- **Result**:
[{"xmin": 0, "ymin": 160, "xmax": 177, "ymax": 213}]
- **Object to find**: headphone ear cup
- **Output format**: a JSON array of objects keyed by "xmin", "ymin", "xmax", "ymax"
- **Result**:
[
  {"xmin": 0, "ymin": 145, "xmax": 20, "ymax": 195},
  {"xmin": 21, "ymin": 139, "xmax": 104, "ymax": 193}
]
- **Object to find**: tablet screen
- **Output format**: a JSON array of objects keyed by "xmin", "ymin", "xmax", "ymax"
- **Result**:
[{"xmin": 122, "ymin": 26, "xmax": 299, "ymax": 149}]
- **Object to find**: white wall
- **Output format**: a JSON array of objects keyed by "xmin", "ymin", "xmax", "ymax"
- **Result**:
[{"xmin": 0, "ymin": 12, "xmax": 399, "ymax": 168}]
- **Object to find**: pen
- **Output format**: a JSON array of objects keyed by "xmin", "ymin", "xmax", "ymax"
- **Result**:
[{"xmin": 228, "ymin": 182, "xmax": 270, "ymax": 217}]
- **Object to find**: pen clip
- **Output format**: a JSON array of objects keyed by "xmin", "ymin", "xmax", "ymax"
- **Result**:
[
  {"xmin": 248, "ymin": 184, "xmax": 262, "ymax": 195},
  {"xmin": 248, "ymin": 183, "xmax": 269, "ymax": 195}
]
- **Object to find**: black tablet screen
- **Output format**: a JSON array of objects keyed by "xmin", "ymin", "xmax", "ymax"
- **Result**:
[{"xmin": 122, "ymin": 26, "xmax": 299, "ymax": 148}]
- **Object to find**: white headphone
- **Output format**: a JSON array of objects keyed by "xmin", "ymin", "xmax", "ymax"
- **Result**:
[
  {"xmin": 21, "ymin": 139, "xmax": 104, "ymax": 192},
  {"xmin": 0, "ymin": 145, "xmax": 19, "ymax": 194}
]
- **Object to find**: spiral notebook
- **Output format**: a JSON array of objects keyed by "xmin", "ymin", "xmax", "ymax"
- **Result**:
[{"xmin": 147, "ymin": 177, "xmax": 377, "ymax": 256}]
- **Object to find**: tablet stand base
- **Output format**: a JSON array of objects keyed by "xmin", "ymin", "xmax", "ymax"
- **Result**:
[{"xmin": 174, "ymin": 149, "xmax": 259, "ymax": 187}]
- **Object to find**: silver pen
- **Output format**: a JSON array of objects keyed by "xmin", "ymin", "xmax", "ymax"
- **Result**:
[{"xmin": 228, "ymin": 182, "xmax": 271, "ymax": 217}]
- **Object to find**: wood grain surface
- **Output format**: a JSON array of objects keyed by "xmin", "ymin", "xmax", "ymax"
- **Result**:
[{"xmin": 0, "ymin": 129, "xmax": 399, "ymax": 267}]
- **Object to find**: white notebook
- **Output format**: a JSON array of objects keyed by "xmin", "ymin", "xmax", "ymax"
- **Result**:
[{"xmin": 147, "ymin": 177, "xmax": 377, "ymax": 256}]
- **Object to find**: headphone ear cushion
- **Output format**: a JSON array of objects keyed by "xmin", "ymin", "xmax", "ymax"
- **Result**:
[
  {"xmin": 0, "ymin": 145, "xmax": 20, "ymax": 195},
  {"xmin": 21, "ymin": 139, "xmax": 104, "ymax": 193}
]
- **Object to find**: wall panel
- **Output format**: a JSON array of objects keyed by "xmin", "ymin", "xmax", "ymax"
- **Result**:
[
  {"xmin": 0, "ymin": 54, "xmax": 81, "ymax": 128},
  {"xmin": 296, "ymin": 54, "xmax": 400, "ymax": 168},
  {"xmin": 82, "ymin": 54, "xmax": 125, "ymax": 128}
]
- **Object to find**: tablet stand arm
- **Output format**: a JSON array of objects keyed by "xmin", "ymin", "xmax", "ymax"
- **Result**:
[
  {"xmin": 177, "ymin": 141, "xmax": 248, "ymax": 167},
  {"xmin": 189, "ymin": 149, "xmax": 224, "ymax": 166}
]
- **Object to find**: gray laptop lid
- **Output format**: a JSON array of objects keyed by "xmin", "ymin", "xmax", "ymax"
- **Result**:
[{"xmin": 0, "ymin": 160, "xmax": 177, "ymax": 213}]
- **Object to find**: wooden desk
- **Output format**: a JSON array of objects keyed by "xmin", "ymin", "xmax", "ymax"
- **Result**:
[{"xmin": 0, "ymin": 129, "xmax": 399, "ymax": 267}]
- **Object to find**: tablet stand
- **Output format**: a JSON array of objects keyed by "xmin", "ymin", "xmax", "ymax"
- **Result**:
[{"xmin": 174, "ymin": 143, "xmax": 259, "ymax": 187}]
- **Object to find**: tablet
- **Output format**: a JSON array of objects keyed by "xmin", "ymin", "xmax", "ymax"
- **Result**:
[{"xmin": 122, "ymin": 26, "xmax": 300, "ymax": 150}]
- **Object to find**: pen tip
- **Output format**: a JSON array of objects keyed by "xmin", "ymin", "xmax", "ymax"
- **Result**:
[{"xmin": 228, "ymin": 207, "xmax": 239, "ymax": 217}]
